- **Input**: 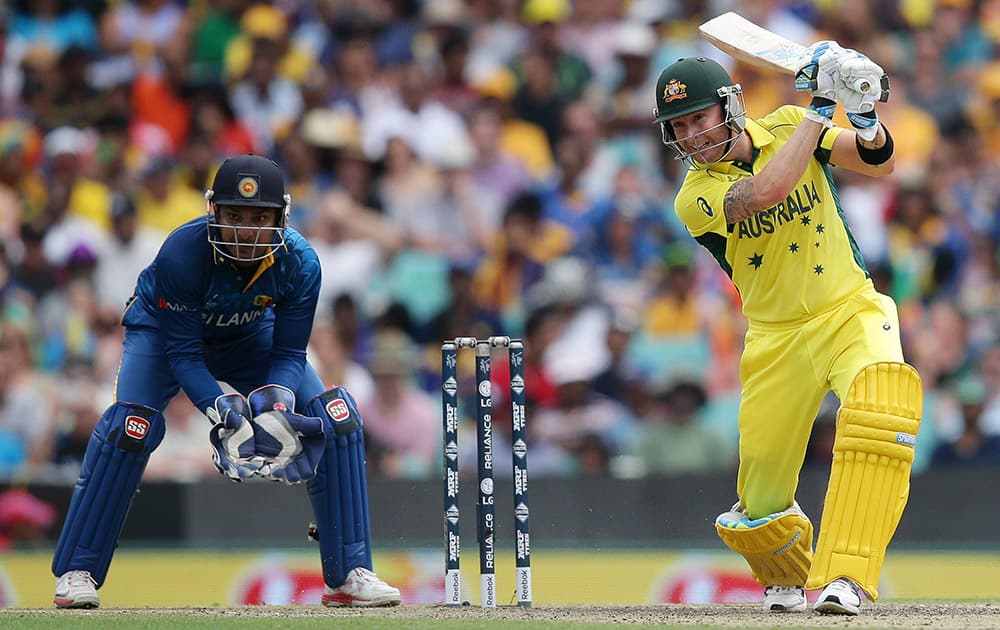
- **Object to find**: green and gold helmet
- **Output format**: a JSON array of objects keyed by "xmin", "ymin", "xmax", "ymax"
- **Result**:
[{"xmin": 651, "ymin": 57, "xmax": 746, "ymax": 165}]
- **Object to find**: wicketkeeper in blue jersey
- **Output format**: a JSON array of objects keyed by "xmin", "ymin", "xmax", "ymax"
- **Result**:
[{"xmin": 52, "ymin": 154, "xmax": 400, "ymax": 609}]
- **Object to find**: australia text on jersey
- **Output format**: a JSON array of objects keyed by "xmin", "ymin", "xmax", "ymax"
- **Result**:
[{"xmin": 736, "ymin": 180, "xmax": 821, "ymax": 240}]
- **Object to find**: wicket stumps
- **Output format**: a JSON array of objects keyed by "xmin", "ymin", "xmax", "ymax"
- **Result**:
[{"xmin": 441, "ymin": 336, "xmax": 532, "ymax": 608}]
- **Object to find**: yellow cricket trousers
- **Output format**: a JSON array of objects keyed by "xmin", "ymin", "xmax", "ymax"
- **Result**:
[{"xmin": 735, "ymin": 282, "xmax": 905, "ymax": 519}]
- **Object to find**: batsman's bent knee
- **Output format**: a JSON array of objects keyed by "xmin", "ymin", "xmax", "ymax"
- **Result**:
[
  {"xmin": 716, "ymin": 503, "xmax": 813, "ymax": 587},
  {"xmin": 807, "ymin": 362, "xmax": 922, "ymax": 600}
]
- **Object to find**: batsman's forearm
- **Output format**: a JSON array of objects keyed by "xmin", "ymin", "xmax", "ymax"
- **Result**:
[
  {"xmin": 855, "ymin": 122, "xmax": 895, "ymax": 175},
  {"xmin": 724, "ymin": 119, "xmax": 825, "ymax": 224},
  {"xmin": 857, "ymin": 123, "xmax": 886, "ymax": 149},
  {"xmin": 758, "ymin": 118, "xmax": 826, "ymax": 194}
]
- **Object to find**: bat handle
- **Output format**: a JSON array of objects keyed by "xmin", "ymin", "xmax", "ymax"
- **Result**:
[{"xmin": 796, "ymin": 71, "xmax": 872, "ymax": 94}]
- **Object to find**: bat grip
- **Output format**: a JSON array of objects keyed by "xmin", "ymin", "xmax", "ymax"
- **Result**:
[{"xmin": 852, "ymin": 77, "xmax": 871, "ymax": 93}]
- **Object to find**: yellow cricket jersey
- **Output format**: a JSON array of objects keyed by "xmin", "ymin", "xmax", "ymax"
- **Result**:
[{"xmin": 674, "ymin": 105, "xmax": 870, "ymax": 324}]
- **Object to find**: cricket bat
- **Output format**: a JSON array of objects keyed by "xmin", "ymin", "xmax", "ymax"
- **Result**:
[{"xmin": 698, "ymin": 12, "xmax": 875, "ymax": 94}]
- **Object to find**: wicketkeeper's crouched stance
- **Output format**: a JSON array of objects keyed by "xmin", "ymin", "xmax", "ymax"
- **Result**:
[
  {"xmin": 51, "ymin": 155, "xmax": 399, "ymax": 609},
  {"xmin": 652, "ymin": 42, "xmax": 922, "ymax": 615}
]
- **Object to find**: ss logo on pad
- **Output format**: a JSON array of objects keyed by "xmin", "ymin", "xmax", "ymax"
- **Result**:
[
  {"xmin": 124, "ymin": 416, "xmax": 150, "ymax": 439},
  {"xmin": 325, "ymin": 399, "xmax": 350, "ymax": 422}
]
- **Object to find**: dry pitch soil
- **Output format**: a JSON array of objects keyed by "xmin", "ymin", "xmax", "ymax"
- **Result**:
[{"xmin": 20, "ymin": 603, "xmax": 1000, "ymax": 628}]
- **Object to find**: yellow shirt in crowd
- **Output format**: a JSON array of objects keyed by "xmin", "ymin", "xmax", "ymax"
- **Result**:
[{"xmin": 136, "ymin": 186, "xmax": 206, "ymax": 236}]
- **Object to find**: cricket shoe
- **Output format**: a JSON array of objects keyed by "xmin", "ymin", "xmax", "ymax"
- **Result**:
[
  {"xmin": 762, "ymin": 585, "xmax": 807, "ymax": 612},
  {"xmin": 814, "ymin": 577, "xmax": 863, "ymax": 615},
  {"xmin": 54, "ymin": 570, "xmax": 99, "ymax": 609},
  {"xmin": 322, "ymin": 567, "xmax": 401, "ymax": 607}
]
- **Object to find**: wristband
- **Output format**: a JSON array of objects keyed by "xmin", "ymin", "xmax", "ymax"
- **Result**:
[
  {"xmin": 847, "ymin": 110, "xmax": 879, "ymax": 141},
  {"xmin": 806, "ymin": 97, "xmax": 836, "ymax": 124},
  {"xmin": 856, "ymin": 124, "xmax": 893, "ymax": 165}
]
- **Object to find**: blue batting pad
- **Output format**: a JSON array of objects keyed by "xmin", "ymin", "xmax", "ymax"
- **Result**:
[
  {"xmin": 305, "ymin": 387, "xmax": 372, "ymax": 588},
  {"xmin": 52, "ymin": 402, "xmax": 165, "ymax": 587}
]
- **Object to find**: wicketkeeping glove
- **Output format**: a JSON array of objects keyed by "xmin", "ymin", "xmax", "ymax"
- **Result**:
[
  {"xmin": 247, "ymin": 384, "xmax": 326, "ymax": 484},
  {"xmin": 835, "ymin": 52, "xmax": 890, "ymax": 142},
  {"xmin": 206, "ymin": 392, "xmax": 262, "ymax": 482},
  {"xmin": 795, "ymin": 40, "xmax": 844, "ymax": 121}
]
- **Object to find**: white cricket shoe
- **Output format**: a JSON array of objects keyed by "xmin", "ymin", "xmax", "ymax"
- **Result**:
[
  {"xmin": 814, "ymin": 577, "xmax": 863, "ymax": 615},
  {"xmin": 54, "ymin": 570, "xmax": 99, "ymax": 609},
  {"xmin": 762, "ymin": 585, "xmax": 807, "ymax": 612},
  {"xmin": 322, "ymin": 567, "xmax": 401, "ymax": 607}
]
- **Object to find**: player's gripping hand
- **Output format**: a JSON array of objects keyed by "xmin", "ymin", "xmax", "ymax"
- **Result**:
[
  {"xmin": 247, "ymin": 385, "xmax": 326, "ymax": 484},
  {"xmin": 206, "ymin": 393, "xmax": 262, "ymax": 482},
  {"xmin": 795, "ymin": 40, "xmax": 844, "ymax": 121},
  {"xmin": 835, "ymin": 52, "xmax": 890, "ymax": 141}
]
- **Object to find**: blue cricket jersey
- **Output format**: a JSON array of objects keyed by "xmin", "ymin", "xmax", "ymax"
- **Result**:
[{"xmin": 121, "ymin": 217, "xmax": 321, "ymax": 412}]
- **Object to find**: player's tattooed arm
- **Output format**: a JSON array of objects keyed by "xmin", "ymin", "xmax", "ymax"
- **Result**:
[
  {"xmin": 721, "ymin": 115, "xmax": 827, "ymax": 224},
  {"xmin": 723, "ymin": 179, "xmax": 758, "ymax": 224},
  {"xmin": 856, "ymin": 126, "xmax": 885, "ymax": 150}
]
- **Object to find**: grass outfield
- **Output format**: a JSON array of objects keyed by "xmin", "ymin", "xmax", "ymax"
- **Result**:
[
  {"xmin": 0, "ymin": 610, "xmax": 605, "ymax": 630},
  {"xmin": 2, "ymin": 602, "xmax": 999, "ymax": 629},
  {"xmin": 0, "ymin": 614, "xmax": 581, "ymax": 630}
]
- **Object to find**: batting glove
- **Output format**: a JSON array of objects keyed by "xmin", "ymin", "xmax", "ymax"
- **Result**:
[
  {"xmin": 206, "ymin": 393, "xmax": 262, "ymax": 482},
  {"xmin": 795, "ymin": 41, "xmax": 844, "ymax": 121},
  {"xmin": 835, "ymin": 52, "xmax": 890, "ymax": 141}
]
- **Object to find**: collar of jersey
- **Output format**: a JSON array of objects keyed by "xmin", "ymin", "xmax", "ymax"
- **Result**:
[
  {"xmin": 242, "ymin": 255, "xmax": 276, "ymax": 292},
  {"xmin": 704, "ymin": 119, "xmax": 775, "ymax": 175},
  {"xmin": 214, "ymin": 252, "xmax": 276, "ymax": 292}
]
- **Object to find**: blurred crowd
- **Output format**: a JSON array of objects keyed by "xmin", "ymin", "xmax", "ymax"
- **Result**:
[{"xmin": 1, "ymin": 0, "xmax": 1000, "ymax": 485}]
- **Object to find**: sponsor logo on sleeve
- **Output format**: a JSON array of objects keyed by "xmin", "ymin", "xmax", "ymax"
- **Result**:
[
  {"xmin": 697, "ymin": 197, "xmax": 714, "ymax": 217},
  {"xmin": 157, "ymin": 297, "xmax": 191, "ymax": 311}
]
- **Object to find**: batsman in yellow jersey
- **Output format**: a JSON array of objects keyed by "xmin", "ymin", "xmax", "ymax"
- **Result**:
[{"xmin": 651, "ymin": 46, "xmax": 921, "ymax": 616}]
